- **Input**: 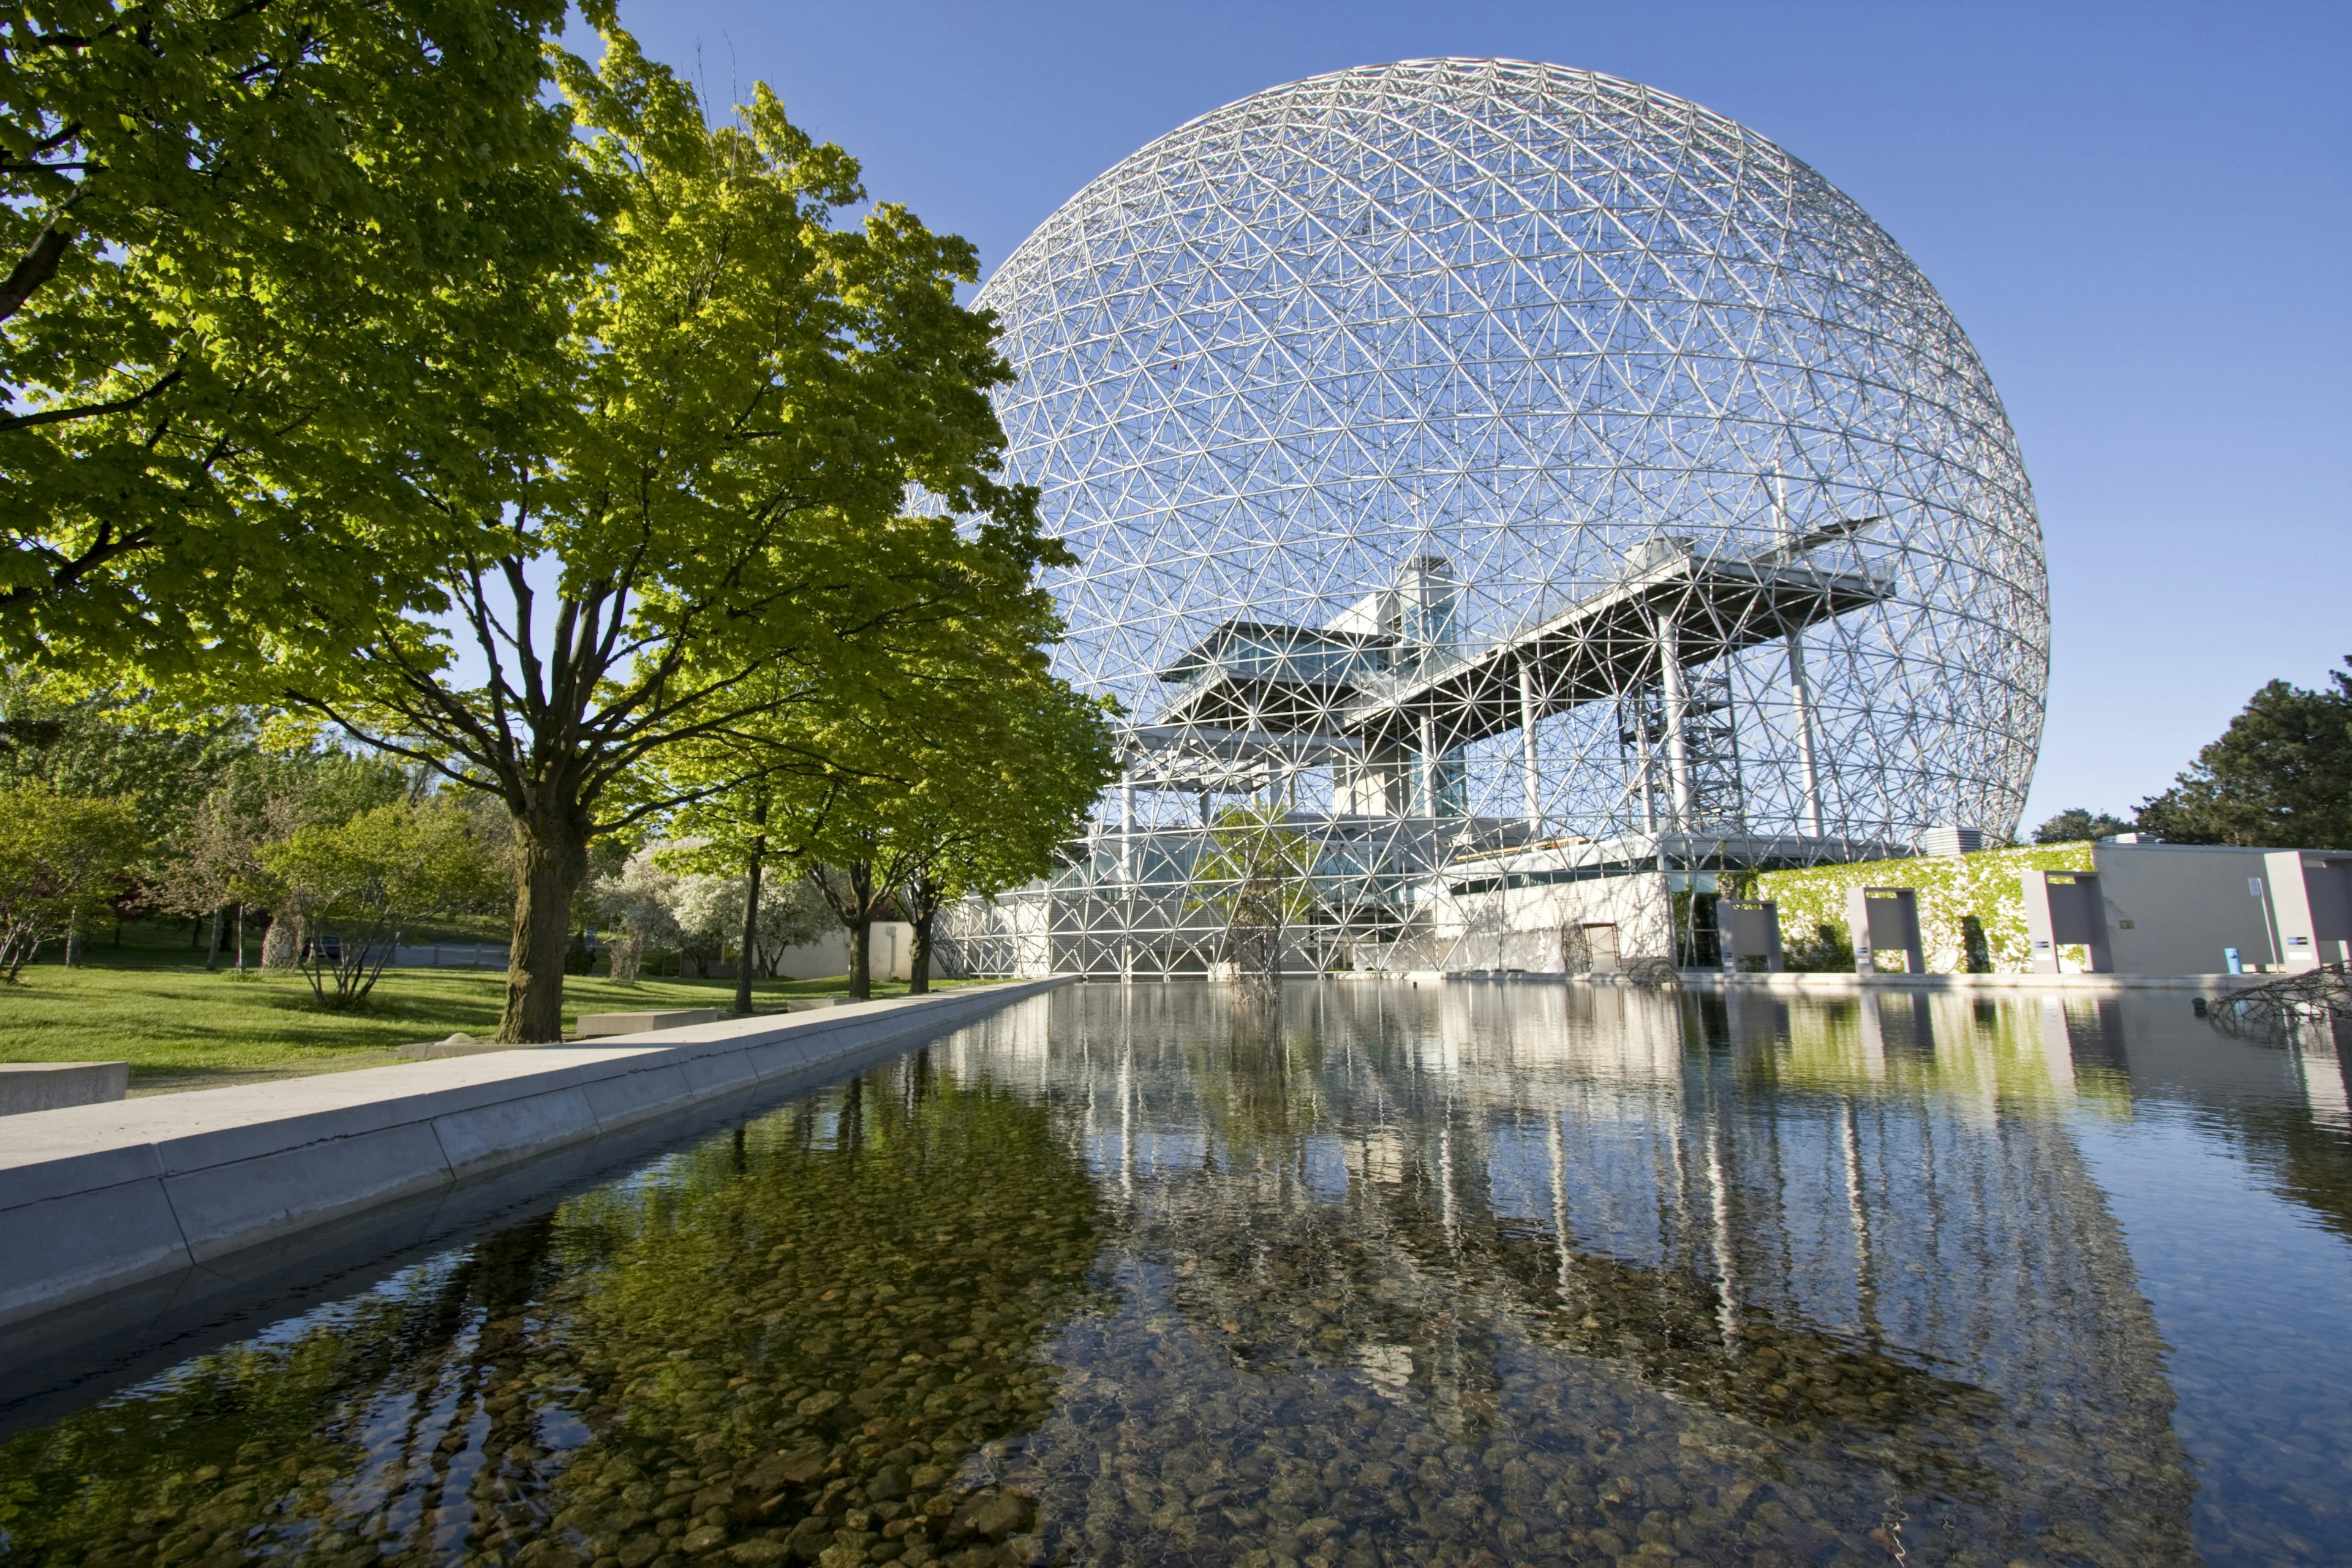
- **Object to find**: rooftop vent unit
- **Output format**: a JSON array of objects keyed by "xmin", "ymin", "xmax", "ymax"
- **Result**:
[{"xmin": 1921, "ymin": 824, "xmax": 1985, "ymax": 857}]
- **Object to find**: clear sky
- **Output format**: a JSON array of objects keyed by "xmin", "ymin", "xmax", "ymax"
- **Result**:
[{"xmin": 607, "ymin": 0, "xmax": 2350, "ymax": 835}]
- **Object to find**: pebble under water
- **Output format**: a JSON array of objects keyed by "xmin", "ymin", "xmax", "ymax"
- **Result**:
[{"xmin": 3, "ymin": 982, "xmax": 2350, "ymax": 1567}]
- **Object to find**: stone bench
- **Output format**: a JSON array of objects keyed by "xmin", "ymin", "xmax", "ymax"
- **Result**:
[
  {"xmin": 0, "ymin": 1062, "xmax": 129, "ymax": 1117},
  {"xmin": 575, "ymin": 1008, "xmax": 722, "ymax": 1039},
  {"xmin": 397, "ymin": 1035, "xmax": 518, "ymax": 1060}
]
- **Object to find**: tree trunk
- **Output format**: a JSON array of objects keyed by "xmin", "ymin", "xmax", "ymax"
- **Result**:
[
  {"xmin": 203, "ymin": 907, "xmax": 223, "ymax": 971},
  {"xmin": 502, "ymin": 805, "xmax": 592, "ymax": 1043},
  {"xmin": 733, "ymin": 799, "xmax": 769, "ymax": 1018},
  {"xmin": 235, "ymin": 905, "xmax": 246, "ymax": 974},
  {"xmin": 907, "ymin": 877, "xmax": 937, "ymax": 995},
  {"xmin": 846, "ymin": 860, "xmax": 876, "ymax": 1000}
]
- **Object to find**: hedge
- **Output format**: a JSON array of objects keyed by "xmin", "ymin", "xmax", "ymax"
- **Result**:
[{"xmin": 1747, "ymin": 842, "xmax": 2096, "ymax": 973}]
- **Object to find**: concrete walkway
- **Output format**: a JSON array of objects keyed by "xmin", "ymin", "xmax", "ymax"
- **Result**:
[{"xmin": 0, "ymin": 980, "xmax": 1065, "ymax": 1330}]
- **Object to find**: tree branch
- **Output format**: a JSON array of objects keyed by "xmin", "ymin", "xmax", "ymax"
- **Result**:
[
  {"xmin": 0, "ymin": 521, "xmax": 157, "ymax": 614},
  {"xmin": 0, "ymin": 213, "xmax": 74, "ymax": 323},
  {"xmin": 0, "ymin": 365, "xmax": 183, "ymax": 434}
]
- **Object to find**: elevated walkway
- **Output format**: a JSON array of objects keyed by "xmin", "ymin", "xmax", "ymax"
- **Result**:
[{"xmin": 1344, "ymin": 546, "xmax": 1887, "ymax": 751}]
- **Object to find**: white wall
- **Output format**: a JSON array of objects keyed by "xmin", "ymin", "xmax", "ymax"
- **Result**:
[{"xmin": 769, "ymin": 921, "xmax": 914, "ymax": 982}]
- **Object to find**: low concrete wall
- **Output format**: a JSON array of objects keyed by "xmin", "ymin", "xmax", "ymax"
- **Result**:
[
  {"xmin": 0, "ymin": 979, "xmax": 1063, "ymax": 1330},
  {"xmin": 0, "ymin": 1062, "xmax": 129, "ymax": 1117}
]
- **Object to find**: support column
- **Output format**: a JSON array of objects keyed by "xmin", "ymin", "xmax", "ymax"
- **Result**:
[
  {"xmin": 1119, "ymin": 771, "xmax": 1136, "ymax": 884},
  {"xmin": 1418, "ymin": 714, "xmax": 1438, "ymax": 818},
  {"xmin": 1632, "ymin": 699, "xmax": 1657, "ymax": 834},
  {"xmin": 1518, "ymin": 659, "xmax": 1542, "ymax": 826},
  {"xmin": 1787, "ymin": 630, "xmax": 1825, "ymax": 842},
  {"xmin": 1787, "ymin": 633, "xmax": 1824, "ymax": 838},
  {"xmin": 1771, "ymin": 472, "xmax": 1825, "ymax": 840},
  {"xmin": 1659, "ymin": 611, "xmax": 1692, "ymax": 827}
]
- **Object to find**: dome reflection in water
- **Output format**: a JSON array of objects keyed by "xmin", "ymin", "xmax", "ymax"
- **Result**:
[{"xmin": 7, "ymin": 982, "xmax": 2350, "ymax": 1566}]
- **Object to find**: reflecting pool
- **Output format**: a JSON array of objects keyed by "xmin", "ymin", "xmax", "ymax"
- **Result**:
[{"xmin": 3, "ymin": 983, "xmax": 2350, "ymax": 1567}]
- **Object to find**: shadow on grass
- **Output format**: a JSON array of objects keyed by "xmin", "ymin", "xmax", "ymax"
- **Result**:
[
  {"xmin": 1, "ymin": 963, "xmax": 985, "ymax": 1080},
  {"xmin": 126, "ymin": 1060, "xmax": 401, "ymax": 1092}
]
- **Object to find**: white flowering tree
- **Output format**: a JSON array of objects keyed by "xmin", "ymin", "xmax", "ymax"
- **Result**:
[
  {"xmin": 592, "ymin": 840, "xmax": 825, "ymax": 984},
  {"xmin": 590, "ymin": 846, "xmax": 685, "ymax": 984}
]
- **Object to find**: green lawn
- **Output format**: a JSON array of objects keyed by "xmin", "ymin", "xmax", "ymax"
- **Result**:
[{"xmin": 0, "ymin": 938, "xmax": 969, "ymax": 1093}]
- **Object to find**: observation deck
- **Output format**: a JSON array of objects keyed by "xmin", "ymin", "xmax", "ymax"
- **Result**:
[
  {"xmin": 1115, "ymin": 723, "xmax": 1362, "ymax": 793},
  {"xmin": 1151, "ymin": 621, "xmax": 1395, "ymax": 736},
  {"xmin": 1142, "ymin": 530, "xmax": 1891, "ymax": 756},
  {"xmin": 1343, "ymin": 545, "xmax": 1890, "ymax": 752}
]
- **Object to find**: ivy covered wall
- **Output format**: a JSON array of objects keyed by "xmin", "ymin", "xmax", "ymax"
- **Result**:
[{"xmin": 1747, "ymin": 843, "xmax": 2097, "ymax": 973}]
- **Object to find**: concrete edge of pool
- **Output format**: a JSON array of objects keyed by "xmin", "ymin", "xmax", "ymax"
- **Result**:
[{"xmin": 0, "ymin": 978, "xmax": 1070, "ymax": 1330}]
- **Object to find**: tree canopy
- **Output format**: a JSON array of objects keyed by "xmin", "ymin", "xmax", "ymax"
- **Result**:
[
  {"xmin": 0, "ymin": 0, "xmax": 595, "ymax": 670},
  {"xmin": 0, "ymin": 668, "xmax": 252, "ymax": 854},
  {"xmin": 0, "ymin": 13, "xmax": 1113, "ymax": 1025},
  {"xmin": 2031, "ymin": 807, "xmax": 2133, "ymax": 845},
  {"xmin": 1191, "ymin": 802, "xmax": 1320, "ymax": 992},
  {"xmin": 669, "ymin": 654, "xmax": 1112, "ymax": 999},
  {"xmin": 249, "ymin": 27, "xmax": 1065, "ymax": 1039},
  {"xmin": 2136, "ymin": 660, "xmax": 2352, "ymax": 848}
]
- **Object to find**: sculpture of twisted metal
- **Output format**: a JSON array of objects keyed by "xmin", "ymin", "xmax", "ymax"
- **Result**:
[{"xmin": 2203, "ymin": 965, "xmax": 2352, "ymax": 1040}]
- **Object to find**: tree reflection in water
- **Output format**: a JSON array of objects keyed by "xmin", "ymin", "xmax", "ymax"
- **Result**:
[{"xmin": 0, "ymin": 1068, "xmax": 1101, "ymax": 1567}]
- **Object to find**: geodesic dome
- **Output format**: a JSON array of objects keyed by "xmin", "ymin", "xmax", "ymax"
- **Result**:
[{"xmin": 954, "ymin": 58, "xmax": 2047, "ymax": 976}]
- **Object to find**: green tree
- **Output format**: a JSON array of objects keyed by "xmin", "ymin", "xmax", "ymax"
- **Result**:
[
  {"xmin": 700, "ymin": 662, "xmax": 1110, "ymax": 1001},
  {"xmin": 257, "ymin": 29, "xmax": 1061, "ymax": 1041},
  {"xmin": 2031, "ymin": 807, "xmax": 2133, "ymax": 845},
  {"xmin": 0, "ymin": 0, "xmax": 594, "ymax": 670},
  {"xmin": 0, "ymin": 781, "xmax": 137, "ymax": 979},
  {"xmin": 148, "ymin": 745, "xmax": 413, "ymax": 969},
  {"xmin": 0, "ymin": 667, "xmax": 252, "ymax": 872},
  {"xmin": 886, "ymin": 674, "xmax": 1115, "ymax": 992},
  {"xmin": 804, "ymin": 851, "xmax": 906, "ymax": 1003},
  {"xmin": 1191, "ymin": 802, "xmax": 1320, "ymax": 995},
  {"xmin": 618, "ymin": 824, "xmax": 827, "ymax": 994},
  {"xmin": 2136, "ymin": 660, "xmax": 2352, "ymax": 848},
  {"xmin": 658, "ymin": 720, "xmax": 842, "ymax": 1013},
  {"xmin": 260, "ymin": 797, "xmax": 500, "ymax": 1008}
]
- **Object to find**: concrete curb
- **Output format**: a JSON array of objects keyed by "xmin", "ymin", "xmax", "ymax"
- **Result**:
[
  {"xmin": 1420, "ymin": 970, "xmax": 2267, "ymax": 994},
  {"xmin": 1667, "ymin": 971, "xmax": 2258, "ymax": 994},
  {"xmin": 0, "ymin": 979, "xmax": 1066, "ymax": 1330}
]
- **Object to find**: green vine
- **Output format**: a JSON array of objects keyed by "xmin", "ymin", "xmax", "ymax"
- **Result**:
[{"xmin": 1752, "ymin": 843, "xmax": 2096, "ymax": 974}]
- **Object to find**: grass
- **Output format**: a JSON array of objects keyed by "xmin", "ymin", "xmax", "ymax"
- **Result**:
[{"xmin": 0, "ymin": 922, "xmax": 972, "ymax": 1093}]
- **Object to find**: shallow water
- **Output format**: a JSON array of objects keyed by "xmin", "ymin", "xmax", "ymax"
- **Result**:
[{"xmin": 3, "ymin": 983, "xmax": 2349, "ymax": 1567}]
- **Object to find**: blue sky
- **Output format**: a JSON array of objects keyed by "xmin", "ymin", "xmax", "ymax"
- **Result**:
[{"xmin": 608, "ymin": 1, "xmax": 2350, "ymax": 832}]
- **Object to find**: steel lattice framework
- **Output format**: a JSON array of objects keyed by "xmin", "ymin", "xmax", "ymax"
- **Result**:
[{"xmin": 943, "ymin": 59, "xmax": 2047, "ymax": 978}]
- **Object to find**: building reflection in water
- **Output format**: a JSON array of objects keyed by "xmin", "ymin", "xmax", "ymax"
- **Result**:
[
  {"xmin": 938, "ymin": 982, "xmax": 2201, "ymax": 1567},
  {"xmin": 10, "ymin": 983, "xmax": 2346, "ymax": 1567}
]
